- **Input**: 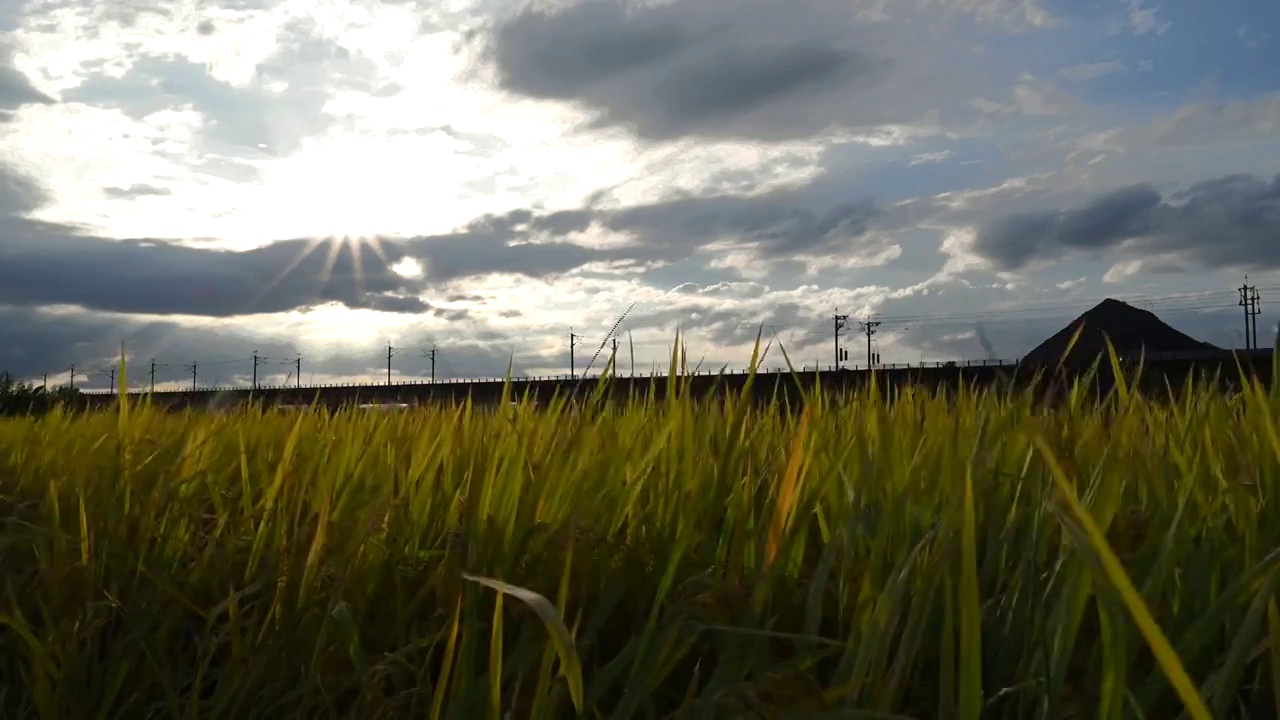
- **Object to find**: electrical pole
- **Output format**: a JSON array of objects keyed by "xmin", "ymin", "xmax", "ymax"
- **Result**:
[
  {"xmin": 569, "ymin": 329, "xmax": 581, "ymax": 378},
  {"xmin": 610, "ymin": 336, "xmax": 619, "ymax": 373},
  {"xmin": 294, "ymin": 355, "xmax": 302, "ymax": 389},
  {"xmin": 421, "ymin": 346, "xmax": 437, "ymax": 383},
  {"xmin": 860, "ymin": 318, "xmax": 882, "ymax": 368},
  {"xmin": 1249, "ymin": 286, "xmax": 1261, "ymax": 351},
  {"xmin": 149, "ymin": 360, "xmax": 172, "ymax": 392},
  {"xmin": 386, "ymin": 343, "xmax": 399, "ymax": 386},
  {"xmin": 1240, "ymin": 277, "xmax": 1256, "ymax": 350},
  {"xmin": 833, "ymin": 309, "xmax": 849, "ymax": 369},
  {"xmin": 186, "ymin": 361, "xmax": 197, "ymax": 391},
  {"xmin": 104, "ymin": 367, "xmax": 116, "ymax": 395},
  {"xmin": 252, "ymin": 352, "xmax": 267, "ymax": 391},
  {"xmin": 41, "ymin": 373, "xmax": 46, "ymax": 392},
  {"xmin": 68, "ymin": 364, "xmax": 75, "ymax": 390}
]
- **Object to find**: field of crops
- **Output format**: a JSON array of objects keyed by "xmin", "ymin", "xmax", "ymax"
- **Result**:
[{"xmin": 1, "ymin": 362, "xmax": 1279, "ymax": 719}]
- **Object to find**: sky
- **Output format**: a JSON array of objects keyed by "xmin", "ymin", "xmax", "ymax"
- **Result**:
[{"xmin": 0, "ymin": 0, "xmax": 1277, "ymax": 390}]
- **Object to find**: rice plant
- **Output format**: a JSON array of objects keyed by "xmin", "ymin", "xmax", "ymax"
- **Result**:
[{"xmin": 0, "ymin": 339, "xmax": 1277, "ymax": 718}]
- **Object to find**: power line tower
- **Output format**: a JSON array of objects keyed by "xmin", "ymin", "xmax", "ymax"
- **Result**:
[
  {"xmin": 252, "ymin": 352, "xmax": 267, "ymax": 391},
  {"xmin": 185, "ymin": 361, "xmax": 198, "ymax": 391},
  {"xmin": 859, "ymin": 318, "xmax": 882, "ymax": 368},
  {"xmin": 421, "ymin": 345, "xmax": 437, "ymax": 383},
  {"xmin": 386, "ymin": 343, "xmax": 399, "ymax": 387},
  {"xmin": 1239, "ymin": 276, "xmax": 1259, "ymax": 350},
  {"xmin": 833, "ymin": 309, "xmax": 850, "ymax": 369},
  {"xmin": 569, "ymin": 329, "xmax": 581, "ymax": 379}
]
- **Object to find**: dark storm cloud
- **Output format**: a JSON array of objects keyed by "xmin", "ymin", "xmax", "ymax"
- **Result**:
[
  {"xmin": 0, "ymin": 216, "xmax": 426, "ymax": 316},
  {"xmin": 103, "ymin": 183, "xmax": 172, "ymax": 199},
  {"xmin": 63, "ymin": 20, "xmax": 397, "ymax": 156},
  {"xmin": 0, "ymin": 41, "xmax": 55, "ymax": 122},
  {"xmin": 607, "ymin": 193, "xmax": 880, "ymax": 258},
  {"xmin": 0, "ymin": 157, "xmax": 894, "ymax": 317},
  {"xmin": 973, "ymin": 172, "xmax": 1280, "ymax": 270},
  {"xmin": 477, "ymin": 0, "xmax": 981, "ymax": 142}
]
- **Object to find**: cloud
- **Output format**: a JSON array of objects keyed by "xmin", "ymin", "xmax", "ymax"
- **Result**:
[
  {"xmin": 972, "ymin": 172, "xmax": 1280, "ymax": 271},
  {"xmin": 1121, "ymin": 0, "xmax": 1171, "ymax": 36},
  {"xmin": 0, "ymin": 304, "xmax": 560, "ymax": 388},
  {"xmin": 103, "ymin": 183, "xmax": 172, "ymax": 199},
  {"xmin": 62, "ymin": 19, "xmax": 397, "ymax": 157},
  {"xmin": 475, "ymin": 0, "xmax": 1026, "ymax": 142},
  {"xmin": 909, "ymin": 150, "xmax": 954, "ymax": 166},
  {"xmin": 1057, "ymin": 60, "xmax": 1127, "ymax": 82},
  {"xmin": 0, "ymin": 157, "xmax": 899, "ymax": 318},
  {"xmin": 1145, "ymin": 93, "xmax": 1280, "ymax": 148},
  {"xmin": 0, "ymin": 161, "xmax": 48, "ymax": 215},
  {"xmin": 0, "ymin": 42, "xmax": 55, "ymax": 122}
]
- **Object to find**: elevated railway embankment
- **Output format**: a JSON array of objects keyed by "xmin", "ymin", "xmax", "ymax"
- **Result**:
[{"xmin": 76, "ymin": 350, "xmax": 1275, "ymax": 412}]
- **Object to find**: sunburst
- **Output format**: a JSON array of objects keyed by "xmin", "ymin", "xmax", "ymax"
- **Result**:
[
  {"xmin": 247, "ymin": 234, "xmax": 394, "ymax": 314},
  {"xmin": 115, "ymin": 235, "xmax": 397, "ymax": 382}
]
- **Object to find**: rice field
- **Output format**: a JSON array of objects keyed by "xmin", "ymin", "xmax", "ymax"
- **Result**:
[{"xmin": 1, "ymin": 356, "xmax": 1279, "ymax": 719}]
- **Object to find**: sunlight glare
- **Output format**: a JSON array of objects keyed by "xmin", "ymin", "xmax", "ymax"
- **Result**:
[{"xmin": 392, "ymin": 256, "xmax": 425, "ymax": 279}]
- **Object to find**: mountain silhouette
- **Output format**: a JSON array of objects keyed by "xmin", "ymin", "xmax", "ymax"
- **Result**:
[{"xmin": 1023, "ymin": 298, "xmax": 1217, "ymax": 365}]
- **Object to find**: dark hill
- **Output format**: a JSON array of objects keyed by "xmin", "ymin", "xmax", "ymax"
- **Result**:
[{"xmin": 1023, "ymin": 298, "xmax": 1217, "ymax": 365}]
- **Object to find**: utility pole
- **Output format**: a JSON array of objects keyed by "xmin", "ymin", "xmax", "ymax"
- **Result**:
[
  {"xmin": 421, "ymin": 345, "xmax": 437, "ymax": 383},
  {"xmin": 186, "ymin": 361, "xmax": 198, "ymax": 391},
  {"xmin": 41, "ymin": 373, "xmax": 46, "ymax": 392},
  {"xmin": 1250, "ymin": 286, "xmax": 1261, "ymax": 351},
  {"xmin": 1240, "ymin": 277, "xmax": 1258, "ymax": 350},
  {"xmin": 252, "ymin": 352, "xmax": 267, "ymax": 391},
  {"xmin": 148, "ymin": 359, "xmax": 167, "ymax": 393},
  {"xmin": 610, "ymin": 336, "xmax": 619, "ymax": 374},
  {"xmin": 860, "ymin": 318, "xmax": 882, "ymax": 368},
  {"xmin": 104, "ymin": 367, "xmax": 116, "ymax": 394},
  {"xmin": 68, "ymin": 364, "xmax": 75, "ymax": 390},
  {"xmin": 833, "ymin": 309, "xmax": 849, "ymax": 369},
  {"xmin": 293, "ymin": 355, "xmax": 302, "ymax": 389},
  {"xmin": 386, "ymin": 343, "xmax": 399, "ymax": 386},
  {"xmin": 569, "ymin": 329, "xmax": 581, "ymax": 378}
]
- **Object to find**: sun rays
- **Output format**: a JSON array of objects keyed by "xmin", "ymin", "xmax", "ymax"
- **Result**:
[
  {"xmin": 247, "ymin": 233, "xmax": 396, "ymax": 315},
  {"xmin": 130, "ymin": 235, "xmax": 402, "ymax": 378}
]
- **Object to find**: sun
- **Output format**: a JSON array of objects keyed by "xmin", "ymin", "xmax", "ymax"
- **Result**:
[{"xmin": 245, "ymin": 234, "xmax": 394, "ymax": 314}]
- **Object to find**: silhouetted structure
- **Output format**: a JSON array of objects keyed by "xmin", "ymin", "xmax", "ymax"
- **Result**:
[{"xmin": 1023, "ymin": 298, "xmax": 1217, "ymax": 366}]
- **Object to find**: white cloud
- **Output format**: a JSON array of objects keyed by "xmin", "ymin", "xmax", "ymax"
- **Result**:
[
  {"xmin": 1057, "ymin": 61, "xmax": 1127, "ymax": 82},
  {"xmin": 909, "ymin": 150, "xmax": 954, "ymax": 165},
  {"xmin": 1122, "ymin": 0, "xmax": 1171, "ymax": 36}
]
